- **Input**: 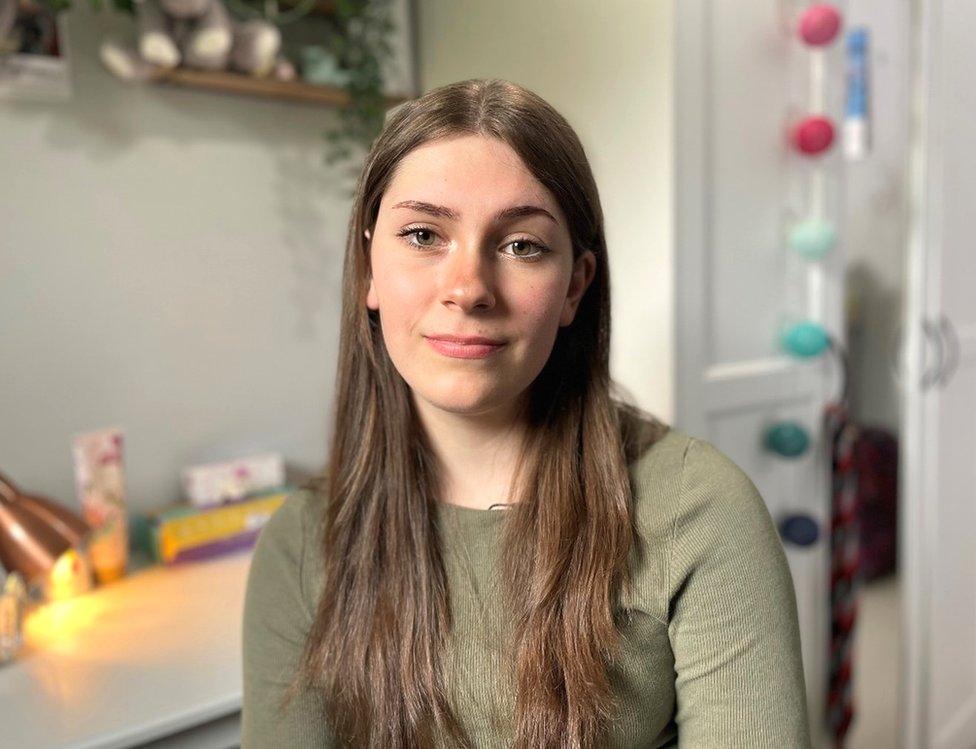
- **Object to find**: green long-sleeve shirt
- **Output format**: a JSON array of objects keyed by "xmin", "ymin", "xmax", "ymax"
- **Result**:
[{"xmin": 241, "ymin": 428, "xmax": 812, "ymax": 747}]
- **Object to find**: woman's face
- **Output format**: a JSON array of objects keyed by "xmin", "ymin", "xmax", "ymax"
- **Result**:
[{"xmin": 366, "ymin": 134, "xmax": 596, "ymax": 421}]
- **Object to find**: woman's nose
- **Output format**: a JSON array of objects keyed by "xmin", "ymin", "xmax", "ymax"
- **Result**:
[{"xmin": 440, "ymin": 243, "xmax": 496, "ymax": 312}]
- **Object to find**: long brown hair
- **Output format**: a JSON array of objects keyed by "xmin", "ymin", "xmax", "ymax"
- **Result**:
[{"xmin": 286, "ymin": 78, "xmax": 669, "ymax": 748}]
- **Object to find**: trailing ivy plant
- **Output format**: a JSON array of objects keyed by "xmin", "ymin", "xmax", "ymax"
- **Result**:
[
  {"xmin": 27, "ymin": 0, "xmax": 401, "ymax": 169},
  {"xmin": 320, "ymin": 0, "xmax": 397, "ymax": 168}
]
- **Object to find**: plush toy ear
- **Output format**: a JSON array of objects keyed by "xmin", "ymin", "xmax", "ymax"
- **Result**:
[
  {"xmin": 180, "ymin": 0, "xmax": 233, "ymax": 70},
  {"xmin": 99, "ymin": 38, "xmax": 166, "ymax": 82},
  {"xmin": 134, "ymin": 0, "xmax": 180, "ymax": 69},
  {"xmin": 230, "ymin": 19, "xmax": 281, "ymax": 77}
]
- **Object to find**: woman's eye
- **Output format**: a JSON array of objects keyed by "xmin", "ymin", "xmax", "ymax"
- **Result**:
[
  {"xmin": 508, "ymin": 239, "xmax": 546, "ymax": 259},
  {"xmin": 397, "ymin": 227, "xmax": 440, "ymax": 247},
  {"xmin": 395, "ymin": 227, "xmax": 549, "ymax": 260},
  {"xmin": 408, "ymin": 228, "xmax": 438, "ymax": 246}
]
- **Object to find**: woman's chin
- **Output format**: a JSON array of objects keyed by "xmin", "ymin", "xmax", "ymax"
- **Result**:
[{"xmin": 411, "ymin": 385, "xmax": 517, "ymax": 418}]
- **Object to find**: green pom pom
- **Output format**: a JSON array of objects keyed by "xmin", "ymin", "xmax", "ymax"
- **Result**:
[
  {"xmin": 781, "ymin": 320, "xmax": 829, "ymax": 357},
  {"xmin": 789, "ymin": 218, "xmax": 837, "ymax": 261},
  {"xmin": 763, "ymin": 422, "xmax": 810, "ymax": 457}
]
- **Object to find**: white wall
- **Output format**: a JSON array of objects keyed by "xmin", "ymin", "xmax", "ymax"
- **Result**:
[
  {"xmin": 414, "ymin": 0, "xmax": 675, "ymax": 423},
  {"xmin": 0, "ymin": 0, "xmax": 674, "ymax": 517},
  {"xmin": 843, "ymin": 0, "xmax": 913, "ymax": 434},
  {"xmin": 1, "ymin": 2, "xmax": 353, "ymax": 513}
]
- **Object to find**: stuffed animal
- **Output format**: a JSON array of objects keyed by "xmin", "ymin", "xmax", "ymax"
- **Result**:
[{"xmin": 99, "ymin": 0, "xmax": 293, "ymax": 82}]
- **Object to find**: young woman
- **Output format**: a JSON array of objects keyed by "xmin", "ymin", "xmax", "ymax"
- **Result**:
[{"xmin": 241, "ymin": 78, "xmax": 811, "ymax": 749}]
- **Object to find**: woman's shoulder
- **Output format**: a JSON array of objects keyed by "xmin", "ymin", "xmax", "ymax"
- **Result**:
[
  {"xmin": 668, "ymin": 434, "xmax": 777, "ymax": 546},
  {"xmin": 627, "ymin": 420, "xmax": 772, "ymax": 535},
  {"xmin": 623, "ymin": 420, "xmax": 784, "ymax": 609},
  {"xmin": 624, "ymin": 420, "xmax": 689, "ymax": 558},
  {"xmin": 256, "ymin": 484, "xmax": 322, "ymax": 550},
  {"xmin": 247, "ymin": 484, "xmax": 328, "ymax": 622}
]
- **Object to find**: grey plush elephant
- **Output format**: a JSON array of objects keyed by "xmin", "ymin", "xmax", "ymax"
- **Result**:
[{"xmin": 99, "ymin": 0, "xmax": 290, "ymax": 82}]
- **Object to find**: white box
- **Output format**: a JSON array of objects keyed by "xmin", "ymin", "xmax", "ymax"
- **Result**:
[{"xmin": 181, "ymin": 453, "xmax": 284, "ymax": 507}]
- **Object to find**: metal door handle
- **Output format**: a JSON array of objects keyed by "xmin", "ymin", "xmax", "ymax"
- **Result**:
[
  {"xmin": 920, "ymin": 317, "xmax": 945, "ymax": 390},
  {"xmin": 892, "ymin": 318, "xmax": 947, "ymax": 390},
  {"xmin": 936, "ymin": 313, "xmax": 959, "ymax": 387}
]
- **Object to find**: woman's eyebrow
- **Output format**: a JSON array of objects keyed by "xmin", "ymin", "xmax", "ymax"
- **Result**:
[{"xmin": 390, "ymin": 200, "xmax": 557, "ymax": 224}]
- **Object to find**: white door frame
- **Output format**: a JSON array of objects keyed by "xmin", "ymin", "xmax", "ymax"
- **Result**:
[{"xmin": 901, "ymin": 0, "xmax": 976, "ymax": 746}]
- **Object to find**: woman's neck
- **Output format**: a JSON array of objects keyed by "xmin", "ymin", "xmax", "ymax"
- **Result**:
[{"xmin": 412, "ymin": 392, "xmax": 528, "ymax": 511}]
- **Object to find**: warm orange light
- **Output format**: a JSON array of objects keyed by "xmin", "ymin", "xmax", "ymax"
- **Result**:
[
  {"xmin": 43, "ymin": 547, "xmax": 93, "ymax": 602},
  {"xmin": 25, "ymin": 594, "xmax": 104, "ymax": 652}
]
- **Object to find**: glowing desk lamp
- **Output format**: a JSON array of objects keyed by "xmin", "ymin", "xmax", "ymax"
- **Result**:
[{"xmin": 0, "ymin": 472, "xmax": 93, "ymax": 600}]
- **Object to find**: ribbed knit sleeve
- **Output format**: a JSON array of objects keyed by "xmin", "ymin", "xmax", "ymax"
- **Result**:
[
  {"xmin": 667, "ymin": 437, "xmax": 812, "ymax": 748},
  {"xmin": 241, "ymin": 490, "xmax": 335, "ymax": 748}
]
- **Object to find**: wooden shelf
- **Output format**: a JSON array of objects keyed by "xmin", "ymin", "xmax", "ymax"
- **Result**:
[{"xmin": 150, "ymin": 67, "xmax": 411, "ymax": 108}]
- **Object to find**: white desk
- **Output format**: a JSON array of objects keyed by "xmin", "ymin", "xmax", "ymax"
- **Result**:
[{"xmin": 0, "ymin": 550, "xmax": 253, "ymax": 749}]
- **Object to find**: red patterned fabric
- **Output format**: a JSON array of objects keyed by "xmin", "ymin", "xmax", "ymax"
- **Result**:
[
  {"xmin": 824, "ymin": 400, "xmax": 861, "ymax": 747},
  {"xmin": 852, "ymin": 427, "xmax": 899, "ymax": 581}
]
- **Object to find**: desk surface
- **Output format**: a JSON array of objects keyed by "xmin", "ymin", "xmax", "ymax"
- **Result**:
[{"xmin": 0, "ymin": 550, "xmax": 253, "ymax": 749}]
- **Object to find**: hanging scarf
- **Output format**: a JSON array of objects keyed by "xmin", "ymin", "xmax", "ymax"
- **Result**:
[{"xmin": 824, "ymin": 397, "xmax": 861, "ymax": 747}]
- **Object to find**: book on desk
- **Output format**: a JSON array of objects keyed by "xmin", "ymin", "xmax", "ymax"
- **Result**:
[{"xmin": 142, "ymin": 486, "xmax": 293, "ymax": 566}]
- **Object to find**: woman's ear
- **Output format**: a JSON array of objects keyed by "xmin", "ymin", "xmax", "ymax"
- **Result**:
[
  {"xmin": 364, "ymin": 227, "xmax": 372, "ymax": 241},
  {"xmin": 559, "ymin": 250, "xmax": 597, "ymax": 327}
]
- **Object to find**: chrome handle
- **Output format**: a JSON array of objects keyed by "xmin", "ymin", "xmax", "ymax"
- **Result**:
[
  {"xmin": 889, "ymin": 315, "xmax": 957, "ymax": 391},
  {"xmin": 936, "ymin": 313, "xmax": 959, "ymax": 388},
  {"xmin": 920, "ymin": 317, "xmax": 945, "ymax": 390}
]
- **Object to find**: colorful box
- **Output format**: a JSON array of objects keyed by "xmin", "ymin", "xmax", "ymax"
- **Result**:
[{"xmin": 148, "ymin": 488, "xmax": 291, "ymax": 565}]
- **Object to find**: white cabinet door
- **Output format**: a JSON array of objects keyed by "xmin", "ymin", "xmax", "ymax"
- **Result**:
[
  {"xmin": 674, "ymin": 2, "xmax": 844, "ymax": 746},
  {"xmin": 902, "ymin": 1, "xmax": 976, "ymax": 747}
]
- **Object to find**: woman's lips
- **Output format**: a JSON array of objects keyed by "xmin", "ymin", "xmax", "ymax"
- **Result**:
[{"xmin": 425, "ymin": 337, "xmax": 506, "ymax": 359}]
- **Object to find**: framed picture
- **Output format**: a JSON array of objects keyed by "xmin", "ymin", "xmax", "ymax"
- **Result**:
[{"xmin": 0, "ymin": 0, "xmax": 72, "ymax": 101}]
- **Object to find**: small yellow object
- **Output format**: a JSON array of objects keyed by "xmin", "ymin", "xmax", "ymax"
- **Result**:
[
  {"xmin": 45, "ymin": 547, "xmax": 94, "ymax": 601},
  {"xmin": 155, "ymin": 492, "xmax": 288, "ymax": 564}
]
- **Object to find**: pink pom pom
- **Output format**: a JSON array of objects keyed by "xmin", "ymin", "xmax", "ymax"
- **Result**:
[
  {"xmin": 791, "ymin": 116, "xmax": 835, "ymax": 155},
  {"xmin": 798, "ymin": 3, "xmax": 842, "ymax": 46}
]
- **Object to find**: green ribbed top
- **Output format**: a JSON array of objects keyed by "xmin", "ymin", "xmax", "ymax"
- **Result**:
[{"xmin": 241, "ymin": 428, "xmax": 812, "ymax": 748}]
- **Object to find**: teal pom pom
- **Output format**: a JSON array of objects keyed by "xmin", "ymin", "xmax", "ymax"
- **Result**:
[
  {"xmin": 763, "ymin": 421, "xmax": 810, "ymax": 457},
  {"xmin": 781, "ymin": 320, "xmax": 829, "ymax": 357},
  {"xmin": 789, "ymin": 218, "xmax": 837, "ymax": 261}
]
